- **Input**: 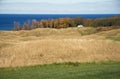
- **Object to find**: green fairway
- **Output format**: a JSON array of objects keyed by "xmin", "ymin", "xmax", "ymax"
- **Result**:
[{"xmin": 0, "ymin": 62, "xmax": 120, "ymax": 79}]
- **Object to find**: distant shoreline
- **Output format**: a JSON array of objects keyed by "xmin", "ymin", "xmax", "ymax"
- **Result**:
[{"xmin": 0, "ymin": 14, "xmax": 120, "ymax": 30}]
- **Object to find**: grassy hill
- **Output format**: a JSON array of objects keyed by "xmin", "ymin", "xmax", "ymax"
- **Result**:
[{"xmin": 0, "ymin": 27, "xmax": 120, "ymax": 67}]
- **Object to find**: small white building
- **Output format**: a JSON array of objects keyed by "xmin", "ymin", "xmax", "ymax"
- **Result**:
[{"xmin": 77, "ymin": 25, "xmax": 84, "ymax": 28}]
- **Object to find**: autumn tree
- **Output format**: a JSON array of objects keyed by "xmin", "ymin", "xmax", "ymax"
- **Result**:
[
  {"xmin": 40, "ymin": 20, "xmax": 47, "ymax": 28},
  {"xmin": 66, "ymin": 18, "xmax": 75, "ymax": 27},
  {"xmin": 49, "ymin": 19, "xmax": 54, "ymax": 28},
  {"xmin": 83, "ymin": 19, "xmax": 92, "ymax": 26},
  {"xmin": 53, "ymin": 19, "xmax": 59, "ymax": 28},
  {"xmin": 73, "ymin": 17, "xmax": 83, "ymax": 26}
]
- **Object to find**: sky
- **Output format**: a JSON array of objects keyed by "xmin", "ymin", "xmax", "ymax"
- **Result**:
[{"xmin": 0, "ymin": 0, "xmax": 120, "ymax": 14}]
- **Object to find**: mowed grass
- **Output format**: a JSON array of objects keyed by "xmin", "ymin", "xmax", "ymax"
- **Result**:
[{"xmin": 0, "ymin": 62, "xmax": 120, "ymax": 79}]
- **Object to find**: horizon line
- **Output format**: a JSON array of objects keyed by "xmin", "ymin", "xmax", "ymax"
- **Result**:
[{"xmin": 0, "ymin": 13, "xmax": 120, "ymax": 15}]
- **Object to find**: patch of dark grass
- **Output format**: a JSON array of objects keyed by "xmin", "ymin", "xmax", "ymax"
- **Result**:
[
  {"xmin": 77, "ymin": 27, "xmax": 97, "ymax": 35},
  {"xmin": 106, "ymin": 37, "xmax": 120, "ymax": 41},
  {"xmin": 0, "ymin": 42, "xmax": 11, "ymax": 49}
]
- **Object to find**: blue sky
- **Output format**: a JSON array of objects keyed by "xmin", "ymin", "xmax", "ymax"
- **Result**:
[{"xmin": 0, "ymin": 0, "xmax": 120, "ymax": 14}]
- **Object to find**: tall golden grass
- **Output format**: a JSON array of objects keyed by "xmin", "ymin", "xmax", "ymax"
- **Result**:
[{"xmin": 0, "ymin": 27, "xmax": 120, "ymax": 67}]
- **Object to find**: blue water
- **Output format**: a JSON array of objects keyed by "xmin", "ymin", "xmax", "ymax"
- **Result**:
[{"xmin": 0, "ymin": 14, "xmax": 120, "ymax": 30}]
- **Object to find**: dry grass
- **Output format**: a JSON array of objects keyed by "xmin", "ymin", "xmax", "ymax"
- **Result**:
[{"xmin": 0, "ymin": 27, "xmax": 120, "ymax": 67}]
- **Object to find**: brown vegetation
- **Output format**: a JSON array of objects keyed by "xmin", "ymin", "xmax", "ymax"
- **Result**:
[{"xmin": 0, "ymin": 27, "xmax": 120, "ymax": 67}]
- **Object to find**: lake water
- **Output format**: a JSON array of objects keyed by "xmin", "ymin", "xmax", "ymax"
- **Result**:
[{"xmin": 0, "ymin": 14, "xmax": 120, "ymax": 30}]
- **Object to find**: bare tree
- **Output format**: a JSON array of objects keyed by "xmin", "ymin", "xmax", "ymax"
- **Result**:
[{"xmin": 13, "ymin": 21, "xmax": 21, "ymax": 31}]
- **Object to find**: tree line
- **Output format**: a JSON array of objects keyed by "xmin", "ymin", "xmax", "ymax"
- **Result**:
[{"xmin": 13, "ymin": 16, "xmax": 120, "ymax": 30}]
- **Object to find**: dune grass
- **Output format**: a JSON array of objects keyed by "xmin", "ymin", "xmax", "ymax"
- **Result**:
[
  {"xmin": 0, "ymin": 62, "xmax": 120, "ymax": 79},
  {"xmin": 0, "ymin": 27, "xmax": 120, "ymax": 67}
]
